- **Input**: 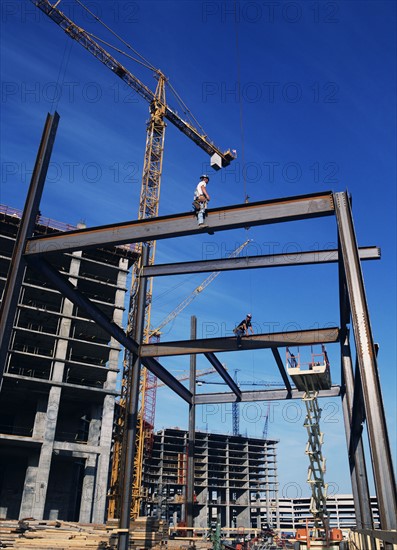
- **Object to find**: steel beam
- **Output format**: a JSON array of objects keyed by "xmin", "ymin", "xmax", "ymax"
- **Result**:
[
  {"xmin": 194, "ymin": 385, "xmax": 341, "ymax": 404},
  {"xmin": 0, "ymin": 112, "xmax": 59, "ymax": 386},
  {"xmin": 340, "ymin": 333, "xmax": 373, "ymax": 530},
  {"xmin": 142, "ymin": 246, "xmax": 380, "ymax": 278},
  {"xmin": 186, "ymin": 316, "xmax": 197, "ymax": 531},
  {"xmin": 140, "ymin": 327, "xmax": 340, "ymax": 357},
  {"xmin": 204, "ymin": 353, "xmax": 241, "ymax": 397},
  {"xmin": 271, "ymin": 348, "xmax": 292, "ymax": 395},
  {"xmin": 25, "ymin": 256, "xmax": 192, "ymax": 404},
  {"xmin": 349, "ymin": 361, "xmax": 366, "ymax": 455},
  {"xmin": 334, "ymin": 191, "xmax": 397, "ymax": 530},
  {"xmin": 24, "ymin": 191, "xmax": 335, "ymax": 255},
  {"xmin": 338, "ymin": 246, "xmax": 373, "ymax": 531}
]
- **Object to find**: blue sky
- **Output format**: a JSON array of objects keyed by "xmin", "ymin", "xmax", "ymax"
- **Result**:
[{"xmin": 1, "ymin": 1, "xmax": 396, "ymax": 500}]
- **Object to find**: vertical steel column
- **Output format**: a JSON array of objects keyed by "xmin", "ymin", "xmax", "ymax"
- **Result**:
[
  {"xmin": 338, "ymin": 247, "xmax": 373, "ymax": 531},
  {"xmin": 186, "ymin": 315, "xmax": 197, "ymax": 531},
  {"xmin": 0, "ymin": 112, "xmax": 60, "ymax": 387},
  {"xmin": 118, "ymin": 246, "xmax": 149, "ymax": 550},
  {"xmin": 334, "ymin": 191, "xmax": 397, "ymax": 530},
  {"xmin": 340, "ymin": 332, "xmax": 373, "ymax": 530}
]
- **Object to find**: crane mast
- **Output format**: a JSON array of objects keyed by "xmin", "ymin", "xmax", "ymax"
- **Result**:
[
  {"xmin": 31, "ymin": 0, "xmax": 236, "ymax": 522},
  {"xmin": 127, "ymin": 76, "xmax": 167, "ymax": 519}
]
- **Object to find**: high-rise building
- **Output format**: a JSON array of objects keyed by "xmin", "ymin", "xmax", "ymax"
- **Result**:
[
  {"xmin": 143, "ymin": 428, "xmax": 279, "ymax": 530},
  {"xmin": 0, "ymin": 205, "xmax": 137, "ymax": 523}
]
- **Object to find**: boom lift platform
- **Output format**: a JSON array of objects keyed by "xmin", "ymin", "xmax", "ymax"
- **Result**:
[{"xmin": 286, "ymin": 346, "xmax": 344, "ymax": 550}]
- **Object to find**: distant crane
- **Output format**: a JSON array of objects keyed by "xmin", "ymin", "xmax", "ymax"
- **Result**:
[
  {"xmin": 153, "ymin": 367, "xmax": 219, "ymax": 389},
  {"xmin": 197, "ymin": 378, "xmax": 280, "ymax": 437},
  {"xmin": 31, "ymin": 0, "xmax": 235, "ymax": 521},
  {"xmin": 262, "ymin": 402, "xmax": 271, "ymax": 439},
  {"xmin": 232, "ymin": 369, "xmax": 240, "ymax": 436},
  {"xmin": 149, "ymin": 240, "xmax": 251, "ymax": 338}
]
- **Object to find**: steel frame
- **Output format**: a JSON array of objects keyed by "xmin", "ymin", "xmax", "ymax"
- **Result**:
[
  {"xmin": 24, "ymin": 191, "xmax": 335, "ymax": 255},
  {"xmin": 1, "ymin": 119, "xmax": 395, "ymax": 539},
  {"xmin": 142, "ymin": 246, "xmax": 380, "ymax": 278},
  {"xmin": 334, "ymin": 192, "xmax": 396, "ymax": 530},
  {"xmin": 0, "ymin": 112, "xmax": 59, "ymax": 387}
]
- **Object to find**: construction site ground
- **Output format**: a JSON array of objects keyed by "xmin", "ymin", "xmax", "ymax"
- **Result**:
[{"xmin": 0, "ymin": 517, "xmax": 214, "ymax": 550}]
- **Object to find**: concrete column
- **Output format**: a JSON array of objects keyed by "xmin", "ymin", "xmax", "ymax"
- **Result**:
[
  {"xmin": 79, "ymin": 454, "xmax": 97, "ymax": 523},
  {"xmin": 93, "ymin": 257, "xmax": 129, "ymax": 524},
  {"xmin": 52, "ymin": 251, "xmax": 82, "ymax": 382},
  {"xmin": 20, "ymin": 252, "xmax": 82, "ymax": 519},
  {"xmin": 20, "ymin": 386, "xmax": 61, "ymax": 519},
  {"xmin": 19, "ymin": 455, "xmax": 40, "ymax": 519},
  {"xmin": 92, "ymin": 395, "xmax": 116, "ymax": 523}
]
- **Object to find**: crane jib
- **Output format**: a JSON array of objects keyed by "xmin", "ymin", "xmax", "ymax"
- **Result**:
[{"xmin": 31, "ymin": 0, "xmax": 235, "ymax": 167}]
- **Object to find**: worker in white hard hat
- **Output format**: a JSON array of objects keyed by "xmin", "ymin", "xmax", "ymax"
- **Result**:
[
  {"xmin": 233, "ymin": 313, "xmax": 254, "ymax": 348},
  {"xmin": 193, "ymin": 174, "xmax": 210, "ymax": 226}
]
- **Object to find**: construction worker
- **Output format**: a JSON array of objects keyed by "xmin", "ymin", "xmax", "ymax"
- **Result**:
[
  {"xmin": 193, "ymin": 174, "xmax": 210, "ymax": 226},
  {"xmin": 233, "ymin": 313, "xmax": 254, "ymax": 348}
]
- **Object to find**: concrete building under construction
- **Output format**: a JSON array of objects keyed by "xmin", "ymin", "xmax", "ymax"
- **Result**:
[
  {"xmin": 143, "ymin": 428, "xmax": 279, "ymax": 530},
  {"xmin": 0, "ymin": 204, "xmax": 137, "ymax": 523},
  {"xmin": 0, "ymin": 207, "xmax": 280, "ymax": 528}
]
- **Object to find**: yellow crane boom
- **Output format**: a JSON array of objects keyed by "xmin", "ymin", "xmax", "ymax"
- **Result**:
[{"xmin": 31, "ymin": 0, "xmax": 236, "ymax": 522}]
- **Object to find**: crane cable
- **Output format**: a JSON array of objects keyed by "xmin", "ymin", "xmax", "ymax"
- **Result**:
[
  {"xmin": 82, "ymin": 32, "xmax": 156, "ymax": 72},
  {"xmin": 74, "ymin": 0, "xmax": 207, "ymax": 134},
  {"xmin": 74, "ymin": 0, "xmax": 157, "ymax": 72},
  {"xmin": 234, "ymin": 0, "xmax": 248, "ymax": 204},
  {"xmin": 167, "ymin": 81, "xmax": 207, "ymax": 137},
  {"xmin": 51, "ymin": 33, "xmax": 73, "ymax": 114},
  {"xmin": 234, "ymin": 2, "xmax": 254, "ymax": 328}
]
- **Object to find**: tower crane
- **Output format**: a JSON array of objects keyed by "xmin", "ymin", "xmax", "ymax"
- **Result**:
[{"xmin": 31, "ymin": 0, "xmax": 236, "ymax": 520}]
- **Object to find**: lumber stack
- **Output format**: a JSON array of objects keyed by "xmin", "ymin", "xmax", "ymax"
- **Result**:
[
  {"xmin": 0, "ymin": 519, "xmax": 20, "ymax": 548},
  {"xmin": 0, "ymin": 519, "xmax": 116, "ymax": 549},
  {"xmin": 0, "ymin": 517, "xmax": 171, "ymax": 549},
  {"xmin": 128, "ymin": 516, "xmax": 166, "ymax": 548}
]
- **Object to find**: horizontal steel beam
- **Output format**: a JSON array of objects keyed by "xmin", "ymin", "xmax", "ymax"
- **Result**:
[
  {"xmin": 25, "ymin": 257, "xmax": 193, "ymax": 404},
  {"xmin": 143, "ymin": 246, "xmax": 380, "ymax": 277},
  {"xmin": 25, "ymin": 191, "xmax": 335, "ymax": 255},
  {"xmin": 204, "ymin": 353, "xmax": 241, "ymax": 397},
  {"xmin": 140, "ymin": 327, "xmax": 340, "ymax": 357},
  {"xmin": 4, "ymin": 373, "xmax": 119, "ymax": 396},
  {"xmin": 194, "ymin": 385, "xmax": 341, "ymax": 404}
]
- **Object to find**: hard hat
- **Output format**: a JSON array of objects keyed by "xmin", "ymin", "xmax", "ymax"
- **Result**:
[
  {"xmin": 200, "ymin": 174, "xmax": 210, "ymax": 180},
  {"xmin": 247, "ymin": 313, "xmax": 252, "ymax": 318}
]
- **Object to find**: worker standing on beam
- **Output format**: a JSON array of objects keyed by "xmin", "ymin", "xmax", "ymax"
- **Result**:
[
  {"xmin": 193, "ymin": 174, "xmax": 210, "ymax": 226},
  {"xmin": 234, "ymin": 313, "xmax": 254, "ymax": 348}
]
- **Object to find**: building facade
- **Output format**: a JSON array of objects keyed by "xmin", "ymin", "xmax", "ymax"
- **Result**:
[
  {"xmin": 0, "ymin": 205, "xmax": 137, "ymax": 523},
  {"xmin": 268, "ymin": 495, "xmax": 379, "ymax": 531},
  {"xmin": 144, "ymin": 428, "xmax": 279, "ymax": 530}
]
